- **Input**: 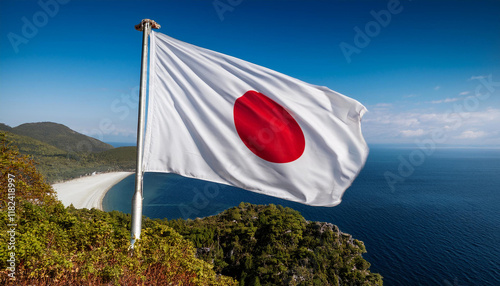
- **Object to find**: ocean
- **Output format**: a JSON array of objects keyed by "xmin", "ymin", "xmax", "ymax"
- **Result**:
[{"xmin": 103, "ymin": 147, "xmax": 500, "ymax": 285}]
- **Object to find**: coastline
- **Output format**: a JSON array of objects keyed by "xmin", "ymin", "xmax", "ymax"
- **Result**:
[{"xmin": 52, "ymin": 172, "xmax": 133, "ymax": 210}]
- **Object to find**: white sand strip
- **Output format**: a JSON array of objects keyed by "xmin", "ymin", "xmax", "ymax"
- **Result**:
[{"xmin": 52, "ymin": 172, "xmax": 133, "ymax": 210}]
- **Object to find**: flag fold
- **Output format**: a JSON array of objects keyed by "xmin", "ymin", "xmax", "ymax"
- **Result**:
[{"xmin": 143, "ymin": 31, "xmax": 368, "ymax": 207}]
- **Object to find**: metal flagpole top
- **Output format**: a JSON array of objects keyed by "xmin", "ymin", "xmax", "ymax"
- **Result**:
[{"xmin": 135, "ymin": 19, "xmax": 161, "ymax": 31}]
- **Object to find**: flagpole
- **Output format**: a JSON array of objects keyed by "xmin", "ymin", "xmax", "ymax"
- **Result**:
[{"xmin": 130, "ymin": 19, "xmax": 160, "ymax": 248}]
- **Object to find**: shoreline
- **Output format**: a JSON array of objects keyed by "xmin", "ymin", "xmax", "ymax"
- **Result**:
[{"xmin": 52, "ymin": 172, "xmax": 133, "ymax": 210}]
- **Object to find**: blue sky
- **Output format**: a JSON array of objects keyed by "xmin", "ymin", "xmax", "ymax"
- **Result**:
[{"xmin": 1, "ymin": 0, "xmax": 499, "ymax": 146}]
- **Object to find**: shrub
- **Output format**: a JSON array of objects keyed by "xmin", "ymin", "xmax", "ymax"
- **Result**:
[{"xmin": 0, "ymin": 133, "xmax": 237, "ymax": 285}]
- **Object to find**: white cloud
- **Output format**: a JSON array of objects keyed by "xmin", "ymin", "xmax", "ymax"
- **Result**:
[
  {"xmin": 430, "ymin": 97, "xmax": 460, "ymax": 104},
  {"xmin": 459, "ymin": 91, "xmax": 470, "ymax": 96},
  {"xmin": 363, "ymin": 112, "xmax": 420, "ymax": 127},
  {"xmin": 400, "ymin": 129, "xmax": 425, "ymax": 137},
  {"xmin": 456, "ymin": 130, "xmax": 487, "ymax": 139},
  {"xmin": 361, "ymin": 107, "xmax": 500, "ymax": 145},
  {"xmin": 367, "ymin": 103, "xmax": 393, "ymax": 113},
  {"xmin": 469, "ymin": 75, "xmax": 487, "ymax": 81},
  {"xmin": 434, "ymin": 86, "xmax": 441, "ymax": 90}
]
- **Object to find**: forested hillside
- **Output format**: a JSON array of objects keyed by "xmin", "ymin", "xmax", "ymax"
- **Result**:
[
  {"xmin": 168, "ymin": 203, "xmax": 383, "ymax": 285},
  {"xmin": 0, "ymin": 122, "xmax": 136, "ymax": 183},
  {"xmin": 10, "ymin": 122, "xmax": 113, "ymax": 153}
]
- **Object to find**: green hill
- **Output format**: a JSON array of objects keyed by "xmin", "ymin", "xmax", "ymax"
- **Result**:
[
  {"xmin": 93, "ymin": 146, "xmax": 137, "ymax": 170},
  {"xmin": 2, "ymin": 129, "xmax": 66, "ymax": 157},
  {"xmin": 12, "ymin": 122, "xmax": 113, "ymax": 153},
  {"xmin": 0, "ymin": 123, "xmax": 13, "ymax": 132},
  {"xmin": 1, "ymin": 131, "xmax": 112, "ymax": 183},
  {"xmin": 168, "ymin": 203, "xmax": 383, "ymax": 285},
  {"xmin": 1, "ymin": 122, "xmax": 136, "ymax": 183}
]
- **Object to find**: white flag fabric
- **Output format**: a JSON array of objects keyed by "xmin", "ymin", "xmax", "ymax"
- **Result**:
[{"xmin": 143, "ymin": 31, "xmax": 368, "ymax": 207}]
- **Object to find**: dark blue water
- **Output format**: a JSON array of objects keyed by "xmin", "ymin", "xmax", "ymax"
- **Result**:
[{"xmin": 103, "ymin": 147, "xmax": 500, "ymax": 285}]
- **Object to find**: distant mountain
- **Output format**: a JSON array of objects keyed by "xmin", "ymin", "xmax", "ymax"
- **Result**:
[
  {"xmin": 1, "ymin": 131, "xmax": 74, "ymax": 182},
  {"xmin": 0, "ymin": 122, "xmax": 135, "ymax": 182},
  {"xmin": 11, "ymin": 122, "xmax": 113, "ymax": 153},
  {"xmin": 0, "ymin": 123, "xmax": 13, "ymax": 132}
]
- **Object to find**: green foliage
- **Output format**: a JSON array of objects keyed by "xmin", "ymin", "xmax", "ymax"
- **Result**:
[
  {"xmin": 0, "ymin": 132, "xmax": 58, "ymax": 208},
  {"xmin": 0, "ymin": 202, "xmax": 237, "ymax": 285},
  {"xmin": 1, "ymin": 131, "xmax": 135, "ymax": 183},
  {"xmin": 0, "ymin": 133, "xmax": 237, "ymax": 285},
  {"xmin": 10, "ymin": 122, "xmax": 113, "ymax": 153},
  {"xmin": 168, "ymin": 203, "xmax": 383, "ymax": 286},
  {"xmin": 93, "ymin": 146, "xmax": 137, "ymax": 170},
  {"xmin": 0, "ymin": 123, "xmax": 13, "ymax": 132}
]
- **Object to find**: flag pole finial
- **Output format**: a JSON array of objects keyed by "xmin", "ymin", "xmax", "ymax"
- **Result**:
[{"xmin": 135, "ymin": 19, "xmax": 161, "ymax": 32}]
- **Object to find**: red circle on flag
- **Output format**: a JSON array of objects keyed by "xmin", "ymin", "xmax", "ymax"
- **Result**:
[{"xmin": 233, "ymin": 90, "xmax": 305, "ymax": 163}]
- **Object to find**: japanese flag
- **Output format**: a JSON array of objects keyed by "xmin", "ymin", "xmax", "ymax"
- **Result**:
[{"xmin": 143, "ymin": 31, "xmax": 368, "ymax": 207}]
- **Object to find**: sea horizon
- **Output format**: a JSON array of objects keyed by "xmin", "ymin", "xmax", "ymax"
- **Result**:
[{"xmin": 106, "ymin": 141, "xmax": 500, "ymax": 149}]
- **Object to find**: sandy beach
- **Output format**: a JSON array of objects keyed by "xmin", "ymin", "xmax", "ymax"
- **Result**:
[{"xmin": 52, "ymin": 172, "xmax": 133, "ymax": 210}]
